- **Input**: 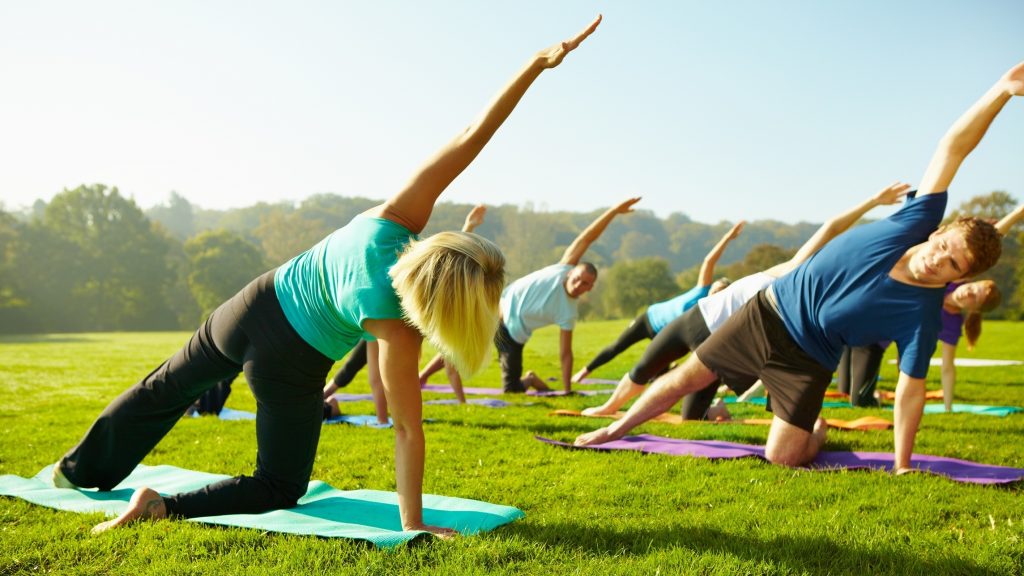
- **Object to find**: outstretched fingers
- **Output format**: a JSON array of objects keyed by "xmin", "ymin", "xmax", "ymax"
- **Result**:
[
  {"xmin": 538, "ymin": 14, "xmax": 602, "ymax": 69},
  {"xmin": 615, "ymin": 196, "xmax": 643, "ymax": 214},
  {"xmin": 1001, "ymin": 61, "xmax": 1024, "ymax": 96},
  {"xmin": 875, "ymin": 181, "xmax": 912, "ymax": 205}
]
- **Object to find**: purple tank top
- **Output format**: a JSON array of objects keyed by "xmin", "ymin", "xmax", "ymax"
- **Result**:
[{"xmin": 937, "ymin": 282, "xmax": 964, "ymax": 346}]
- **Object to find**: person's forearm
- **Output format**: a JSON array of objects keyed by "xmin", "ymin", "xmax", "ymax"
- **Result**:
[
  {"xmin": 561, "ymin": 353, "xmax": 574, "ymax": 392},
  {"xmin": 699, "ymin": 226, "xmax": 741, "ymax": 284},
  {"xmin": 918, "ymin": 82, "xmax": 1014, "ymax": 195},
  {"xmin": 940, "ymin": 85, "xmax": 1013, "ymax": 161},
  {"xmin": 790, "ymin": 196, "xmax": 880, "ymax": 264},
  {"xmin": 322, "ymin": 381, "xmax": 338, "ymax": 400},
  {"xmin": 394, "ymin": 425, "xmax": 426, "ymax": 530},
  {"xmin": 995, "ymin": 205, "xmax": 1024, "ymax": 236},
  {"xmin": 569, "ymin": 206, "xmax": 619, "ymax": 255},
  {"xmin": 893, "ymin": 374, "xmax": 926, "ymax": 471}
]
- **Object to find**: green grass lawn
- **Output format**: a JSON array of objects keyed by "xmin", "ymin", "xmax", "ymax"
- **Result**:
[{"xmin": 1, "ymin": 321, "xmax": 1023, "ymax": 575}]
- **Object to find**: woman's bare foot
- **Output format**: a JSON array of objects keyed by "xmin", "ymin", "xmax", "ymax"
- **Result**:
[
  {"xmin": 522, "ymin": 371, "xmax": 551, "ymax": 392},
  {"xmin": 52, "ymin": 465, "xmax": 78, "ymax": 489},
  {"xmin": 706, "ymin": 402, "xmax": 732, "ymax": 422},
  {"xmin": 92, "ymin": 487, "xmax": 167, "ymax": 533},
  {"xmin": 581, "ymin": 405, "xmax": 616, "ymax": 417},
  {"xmin": 811, "ymin": 417, "xmax": 829, "ymax": 444}
]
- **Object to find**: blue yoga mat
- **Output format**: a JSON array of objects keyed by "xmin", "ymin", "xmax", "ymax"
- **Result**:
[
  {"xmin": 0, "ymin": 464, "xmax": 524, "ymax": 548},
  {"xmin": 189, "ymin": 407, "xmax": 256, "ymax": 421},
  {"xmin": 324, "ymin": 414, "xmax": 393, "ymax": 428}
]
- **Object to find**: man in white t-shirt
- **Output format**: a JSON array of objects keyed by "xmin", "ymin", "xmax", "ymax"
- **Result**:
[{"xmin": 426, "ymin": 197, "xmax": 639, "ymax": 393}]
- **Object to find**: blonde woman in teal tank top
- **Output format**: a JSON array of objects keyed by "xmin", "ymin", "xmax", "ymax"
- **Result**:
[{"xmin": 55, "ymin": 16, "xmax": 604, "ymax": 538}]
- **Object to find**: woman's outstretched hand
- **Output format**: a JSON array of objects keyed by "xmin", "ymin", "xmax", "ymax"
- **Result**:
[
  {"xmin": 1000, "ymin": 61, "xmax": 1024, "ymax": 96},
  {"xmin": 536, "ymin": 15, "xmax": 602, "ymax": 69},
  {"xmin": 613, "ymin": 196, "xmax": 642, "ymax": 215}
]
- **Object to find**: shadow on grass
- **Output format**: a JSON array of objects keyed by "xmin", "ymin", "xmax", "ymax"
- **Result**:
[{"xmin": 501, "ymin": 520, "xmax": 1001, "ymax": 574}]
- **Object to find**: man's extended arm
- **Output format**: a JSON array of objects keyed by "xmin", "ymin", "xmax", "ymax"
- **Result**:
[
  {"xmin": 559, "ymin": 197, "xmax": 641, "ymax": 265},
  {"xmin": 918, "ymin": 61, "xmax": 1024, "ymax": 196},
  {"xmin": 697, "ymin": 221, "xmax": 745, "ymax": 286}
]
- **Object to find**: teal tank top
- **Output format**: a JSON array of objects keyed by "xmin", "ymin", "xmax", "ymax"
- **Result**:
[{"xmin": 274, "ymin": 215, "xmax": 416, "ymax": 360}]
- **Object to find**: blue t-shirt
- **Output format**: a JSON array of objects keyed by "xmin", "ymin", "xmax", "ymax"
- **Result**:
[
  {"xmin": 274, "ymin": 215, "xmax": 415, "ymax": 360},
  {"xmin": 645, "ymin": 284, "xmax": 711, "ymax": 334},
  {"xmin": 772, "ymin": 192, "xmax": 947, "ymax": 378}
]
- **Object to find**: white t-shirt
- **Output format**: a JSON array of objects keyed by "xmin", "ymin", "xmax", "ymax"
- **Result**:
[
  {"xmin": 697, "ymin": 272, "xmax": 774, "ymax": 333},
  {"xmin": 500, "ymin": 264, "xmax": 578, "ymax": 344}
]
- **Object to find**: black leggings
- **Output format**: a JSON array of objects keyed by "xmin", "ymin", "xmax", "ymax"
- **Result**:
[
  {"xmin": 628, "ymin": 307, "xmax": 721, "ymax": 420},
  {"xmin": 329, "ymin": 339, "xmax": 368, "ymax": 388},
  {"xmin": 836, "ymin": 344, "xmax": 885, "ymax": 407},
  {"xmin": 58, "ymin": 269, "xmax": 335, "ymax": 518},
  {"xmin": 495, "ymin": 321, "xmax": 526, "ymax": 393},
  {"xmin": 584, "ymin": 314, "xmax": 656, "ymax": 373}
]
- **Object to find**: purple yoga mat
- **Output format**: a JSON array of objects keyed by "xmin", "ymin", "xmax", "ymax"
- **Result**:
[
  {"xmin": 577, "ymin": 378, "xmax": 621, "ymax": 386},
  {"xmin": 537, "ymin": 434, "xmax": 1024, "ymax": 485},
  {"xmin": 421, "ymin": 384, "xmax": 503, "ymax": 396},
  {"xmin": 425, "ymin": 398, "xmax": 518, "ymax": 408},
  {"xmin": 422, "ymin": 384, "xmax": 613, "ymax": 397}
]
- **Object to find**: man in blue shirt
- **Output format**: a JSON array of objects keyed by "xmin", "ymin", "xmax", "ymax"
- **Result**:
[{"xmin": 577, "ymin": 60, "xmax": 1023, "ymax": 473}]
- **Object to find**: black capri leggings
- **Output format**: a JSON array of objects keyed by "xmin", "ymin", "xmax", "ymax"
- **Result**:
[
  {"xmin": 58, "ymin": 269, "xmax": 335, "ymax": 518},
  {"xmin": 330, "ymin": 339, "xmax": 368, "ymax": 388},
  {"xmin": 628, "ymin": 307, "xmax": 721, "ymax": 420},
  {"xmin": 584, "ymin": 313, "xmax": 656, "ymax": 373}
]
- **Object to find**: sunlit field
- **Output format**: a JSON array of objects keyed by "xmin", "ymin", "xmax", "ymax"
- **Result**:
[{"xmin": 2, "ymin": 321, "xmax": 1023, "ymax": 575}]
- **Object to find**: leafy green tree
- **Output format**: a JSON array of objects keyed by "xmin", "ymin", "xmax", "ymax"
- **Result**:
[
  {"xmin": 185, "ymin": 230, "xmax": 267, "ymax": 320},
  {"xmin": 37, "ymin": 185, "xmax": 175, "ymax": 330},
  {"xmin": 146, "ymin": 191, "xmax": 196, "ymax": 240},
  {"xmin": 599, "ymin": 258, "xmax": 680, "ymax": 319},
  {"xmin": 0, "ymin": 207, "xmax": 29, "ymax": 331}
]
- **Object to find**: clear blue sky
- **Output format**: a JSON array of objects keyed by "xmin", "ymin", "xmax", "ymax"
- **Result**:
[{"xmin": 1, "ymin": 1, "xmax": 1022, "ymax": 223}]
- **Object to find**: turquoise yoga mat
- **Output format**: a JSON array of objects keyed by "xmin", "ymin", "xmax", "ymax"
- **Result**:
[
  {"xmin": 918, "ymin": 403, "xmax": 1023, "ymax": 417},
  {"xmin": 723, "ymin": 397, "xmax": 852, "ymax": 409},
  {"xmin": 0, "ymin": 464, "xmax": 524, "ymax": 548}
]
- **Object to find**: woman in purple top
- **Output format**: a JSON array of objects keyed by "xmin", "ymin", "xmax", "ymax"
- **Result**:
[{"xmin": 937, "ymin": 278, "xmax": 1002, "ymax": 410}]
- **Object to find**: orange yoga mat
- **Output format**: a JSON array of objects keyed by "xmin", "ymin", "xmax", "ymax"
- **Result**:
[
  {"xmin": 878, "ymin": 389, "xmax": 943, "ymax": 401},
  {"xmin": 551, "ymin": 410, "xmax": 892, "ymax": 431}
]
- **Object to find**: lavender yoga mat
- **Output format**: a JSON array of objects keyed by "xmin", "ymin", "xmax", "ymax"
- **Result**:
[
  {"xmin": 332, "ymin": 393, "xmax": 376, "ymax": 402},
  {"xmin": 425, "ymin": 398, "xmax": 518, "ymax": 408},
  {"xmin": 421, "ymin": 384, "xmax": 502, "ymax": 396},
  {"xmin": 537, "ymin": 435, "xmax": 1024, "ymax": 485}
]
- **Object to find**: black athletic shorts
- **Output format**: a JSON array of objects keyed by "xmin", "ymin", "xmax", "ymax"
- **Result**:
[{"xmin": 694, "ymin": 289, "xmax": 832, "ymax": 432}]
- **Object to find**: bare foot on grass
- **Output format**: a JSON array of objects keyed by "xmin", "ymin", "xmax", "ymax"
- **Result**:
[
  {"xmin": 522, "ymin": 371, "xmax": 551, "ymax": 392},
  {"xmin": 706, "ymin": 402, "xmax": 732, "ymax": 422},
  {"xmin": 92, "ymin": 487, "xmax": 167, "ymax": 534},
  {"xmin": 52, "ymin": 465, "xmax": 78, "ymax": 489}
]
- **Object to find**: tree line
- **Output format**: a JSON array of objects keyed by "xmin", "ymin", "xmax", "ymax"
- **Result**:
[{"xmin": 1, "ymin": 185, "xmax": 1020, "ymax": 333}]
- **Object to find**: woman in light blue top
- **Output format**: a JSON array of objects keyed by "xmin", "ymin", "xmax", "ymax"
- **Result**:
[{"xmin": 54, "ymin": 15, "xmax": 603, "ymax": 537}]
